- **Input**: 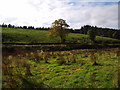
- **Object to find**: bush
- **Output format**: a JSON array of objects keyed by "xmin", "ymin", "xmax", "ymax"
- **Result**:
[
  {"xmin": 87, "ymin": 28, "xmax": 96, "ymax": 43},
  {"xmin": 57, "ymin": 56, "xmax": 66, "ymax": 65},
  {"xmin": 112, "ymin": 31, "xmax": 119, "ymax": 39}
]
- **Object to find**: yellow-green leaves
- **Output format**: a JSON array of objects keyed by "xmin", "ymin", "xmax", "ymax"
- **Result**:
[{"xmin": 48, "ymin": 19, "xmax": 69, "ymax": 43}]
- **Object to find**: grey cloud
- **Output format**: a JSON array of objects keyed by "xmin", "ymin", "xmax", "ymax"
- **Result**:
[{"xmin": 59, "ymin": 2, "xmax": 118, "ymax": 29}]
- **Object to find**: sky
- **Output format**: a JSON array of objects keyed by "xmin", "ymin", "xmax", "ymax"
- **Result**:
[{"xmin": 0, "ymin": 0, "xmax": 119, "ymax": 29}]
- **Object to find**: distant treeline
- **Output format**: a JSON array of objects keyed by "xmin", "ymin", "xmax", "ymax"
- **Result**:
[
  {"xmin": 0, "ymin": 23, "xmax": 50, "ymax": 30},
  {"xmin": 73, "ymin": 25, "xmax": 120, "ymax": 40},
  {"xmin": 1, "ymin": 23, "xmax": 120, "ymax": 39}
]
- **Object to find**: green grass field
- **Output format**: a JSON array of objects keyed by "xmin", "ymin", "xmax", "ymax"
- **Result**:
[
  {"xmin": 3, "ymin": 48, "xmax": 119, "ymax": 88},
  {"xmin": 2, "ymin": 27, "xmax": 120, "ymax": 44},
  {"xmin": 2, "ymin": 27, "xmax": 120, "ymax": 88}
]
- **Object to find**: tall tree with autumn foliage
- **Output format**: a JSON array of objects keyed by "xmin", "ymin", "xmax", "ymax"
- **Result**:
[{"xmin": 48, "ymin": 19, "xmax": 69, "ymax": 43}]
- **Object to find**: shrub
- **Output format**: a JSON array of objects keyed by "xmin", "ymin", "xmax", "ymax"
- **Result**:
[
  {"xmin": 57, "ymin": 56, "xmax": 66, "ymax": 65},
  {"xmin": 87, "ymin": 28, "xmax": 96, "ymax": 43},
  {"xmin": 112, "ymin": 31, "xmax": 119, "ymax": 39}
]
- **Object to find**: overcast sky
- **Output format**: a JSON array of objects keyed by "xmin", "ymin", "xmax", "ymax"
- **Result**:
[{"xmin": 0, "ymin": 0, "xmax": 119, "ymax": 29}]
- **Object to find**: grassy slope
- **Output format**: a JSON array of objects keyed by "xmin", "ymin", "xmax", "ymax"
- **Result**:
[{"xmin": 2, "ymin": 27, "xmax": 120, "ymax": 43}]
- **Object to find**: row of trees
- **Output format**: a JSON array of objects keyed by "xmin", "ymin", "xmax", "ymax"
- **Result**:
[
  {"xmin": 0, "ymin": 23, "xmax": 49, "ymax": 30},
  {"xmin": 74, "ymin": 25, "xmax": 120, "ymax": 40},
  {"xmin": 0, "ymin": 23, "xmax": 73, "ymax": 32}
]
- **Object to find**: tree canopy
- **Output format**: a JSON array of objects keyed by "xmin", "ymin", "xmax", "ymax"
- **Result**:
[
  {"xmin": 48, "ymin": 19, "xmax": 69, "ymax": 43},
  {"xmin": 87, "ymin": 28, "xmax": 96, "ymax": 43}
]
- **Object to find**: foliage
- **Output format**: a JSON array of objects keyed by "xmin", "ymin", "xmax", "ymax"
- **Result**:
[
  {"xmin": 48, "ymin": 19, "xmax": 69, "ymax": 43},
  {"xmin": 80, "ymin": 25, "xmax": 120, "ymax": 40},
  {"xmin": 87, "ymin": 28, "xmax": 96, "ymax": 43},
  {"xmin": 112, "ymin": 31, "xmax": 120, "ymax": 39}
]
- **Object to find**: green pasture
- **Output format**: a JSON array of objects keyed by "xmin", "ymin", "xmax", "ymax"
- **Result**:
[
  {"xmin": 3, "ymin": 48, "xmax": 119, "ymax": 88},
  {"xmin": 2, "ymin": 27, "xmax": 120, "ymax": 44}
]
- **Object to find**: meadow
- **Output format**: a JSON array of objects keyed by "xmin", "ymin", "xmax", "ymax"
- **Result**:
[
  {"xmin": 2, "ymin": 47, "xmax": 120, "ymax": 88},
  {"xmin": 2, "ymin": 27, "xmax": 120, "ymax": 88},
  {"xmin": 2, "ymin": 27, "xmax": 120, "ymax": 44}
]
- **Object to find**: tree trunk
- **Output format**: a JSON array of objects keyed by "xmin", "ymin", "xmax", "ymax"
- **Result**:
[{"xmin": 60, "ymin": 36, "xmax": 65, "ymax": 43}]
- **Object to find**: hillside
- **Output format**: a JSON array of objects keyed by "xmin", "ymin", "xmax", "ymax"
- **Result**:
[{"xmin": 2, "ymin": 27, "xmax": 120, "ymax": 44}]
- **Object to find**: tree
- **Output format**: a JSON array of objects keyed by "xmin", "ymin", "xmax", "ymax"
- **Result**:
[
  {"xmin": 23, "ymin": 26, "xmax": 27, "ymax": 29},
  {"xmin": 8, "ymin": 24, "xmax": 12, "ymax": 28},
  {"xmin": 48, "ymin": 19, "xmax": 69, "ymax": 43},
  {"xmin": 87, "ymin": 28, "xmax": 96, "ymax": 43},
  {"xmin": 112, "ymin": 31, "xmax": 120, "ymax": 39},
  {"xmin": 2, "ymin": 23, "xmax": 7, "ymax": 27}
]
